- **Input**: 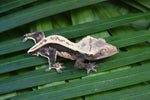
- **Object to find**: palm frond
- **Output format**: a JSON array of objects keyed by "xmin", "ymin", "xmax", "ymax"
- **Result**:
[{"xmin": 0, "ymin": 0, "xmax": 150, "ymax": 99}]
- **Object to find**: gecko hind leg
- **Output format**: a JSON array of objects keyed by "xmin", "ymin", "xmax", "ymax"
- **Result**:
[{"xmin": 74, "ymin": 58, "xmax": 97, "ymax": 74}]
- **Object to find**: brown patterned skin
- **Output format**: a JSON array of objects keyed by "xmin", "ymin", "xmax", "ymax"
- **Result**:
[{"xmin": 23, "ymin": 32, "xmax": 117, "ymax": 73}]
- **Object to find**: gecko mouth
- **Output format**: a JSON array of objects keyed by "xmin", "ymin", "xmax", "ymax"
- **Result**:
[{"xmin": 111, "ymin": 46, "xmax": 118, "ymax": 54}]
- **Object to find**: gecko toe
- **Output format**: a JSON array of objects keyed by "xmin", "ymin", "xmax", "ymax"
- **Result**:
[
  {"xmin": 86, "ymin": 62, "xmax": 98, "ymax": 74},
  {"xmin": 45, "ymin": 68, "xmax": 51, "ymax": 72},
  {"xmin": 92, "ymin": 69, "xmax": 97, "ymax": 72},
  {"xmin": 53, "ymin": 62, "xmax": 66, "ymax": 73},
  {"xmin": 56, "ymin": 68, "xmax": 62, "ymax": 73}
]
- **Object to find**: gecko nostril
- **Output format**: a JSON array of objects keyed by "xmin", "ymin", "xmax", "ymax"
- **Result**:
[{"xmin": 110, "ymin": 46, "xmax": 117, "ymax": 54}]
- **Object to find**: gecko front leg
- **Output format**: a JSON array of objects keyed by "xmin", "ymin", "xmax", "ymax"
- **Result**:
[{"xmin": 39, "ymin": 47, "xmax": 65, "ymax": 73}]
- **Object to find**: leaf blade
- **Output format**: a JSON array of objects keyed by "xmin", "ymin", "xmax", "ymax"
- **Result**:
[
  {"xmin": 1, "ymin": 12, "xmax": 150, "ymax": 55},
  {"xmin": 8, "ymin": 63, "xmax": 150, "ymax": 100},
  {"xmin": 0, "ymin": 0, "xmax": 107, "ymax": 33},
  {"xmin": 0, "ymin": 0, "xmax": 37, "ymax": 13},
  {"xmin": 86, "ymin": 85, "xmax": 150, "ymax": 100},
  {"xmin": 1, "ymin": 47, "xmax": 150, "ymax": 94}
]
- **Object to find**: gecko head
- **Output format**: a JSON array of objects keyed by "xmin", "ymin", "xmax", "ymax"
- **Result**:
[
  {"xmin": 93, "ymin": 44, "xmax": 117, "ymax": 60},
  {"xmin": 99, "ymin": 44, "xmax": 117, "ymax": 58}
]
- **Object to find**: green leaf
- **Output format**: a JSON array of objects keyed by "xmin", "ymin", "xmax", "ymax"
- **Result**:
[
  {"xmin": 0, "ymin": 54, "xmax": 48, "ymax": 74},
  {"xmin": 30, "ymin": 17, "xmax": 53, "ymax": 32},
  {"xmin": 0, "ymin": 0, "xmax": 107, "ymax": 33},
  {"xmin": 1, "ymin": 46, "xmax": 150, "ymax": 94},
  {"xmin": 121, "ymin": 0, "xmax": 148, "ymax": 12},
  {"xmin": 136, "ymin": 0, "xmax": 150, "ymax": 9},
  {"xmin": 92, "ymin": 1, "xmax": 122, "ymax": 18},
  {"xmin": 71, "ymin": 6, "xmax": 96, "ymax": 25},
  {"xmin": 1, "ymin": 1, "xmax": 150, "ymax": 99},
  {"xmin": 8, "ymin": 63, "xmax": 150, "ymax": 100},
  {"xmin": 86, "ymin": 85, "xmax": 150, "ymax": 100},
  {"xmin": 0, "ymin": 0, "xmax": 37, "ymax": 13},
  {"xmin": 107, "ymin": 30, "xmax": 150, "ymax": 48},
  {"xmin": 51, "ymin": 14, "xmax": 71, "ymax": 29},
  {"xmin": 45, "ymin": 12, "xmax": 150, "ymax": 38},
  {"xmin": 1, "ymin": 12, "xmax": 150, "ymax": 55},
  {"xmin": 0, "ymin": 92, "xmax": 16, "ymax": 100}
]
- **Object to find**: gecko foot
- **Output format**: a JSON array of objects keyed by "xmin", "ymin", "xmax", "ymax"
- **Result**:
[
  {"xmin": 85, "ymin": 62, "xmax": 98, "ymax": 74},
  {"xmin": 45, "ymin": 62, "xmax": 66, "ymax": 73}
]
